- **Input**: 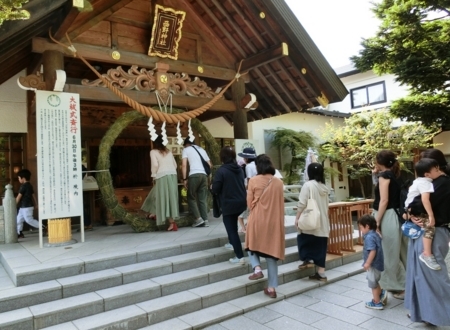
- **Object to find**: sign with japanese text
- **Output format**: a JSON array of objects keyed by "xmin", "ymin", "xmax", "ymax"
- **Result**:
[
  {"xmin": 148, "ymin": 5, "xmax": 186, "ymax": 60},
  {"xmin": 36, "ymin": 91, "xmax": 83, "ymax": 219}
]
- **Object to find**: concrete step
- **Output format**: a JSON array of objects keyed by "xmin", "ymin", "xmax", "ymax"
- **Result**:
[
  {"xmin": 0, "ymin": 241, "xmax": 300, "ymax": 316},
  {"xmin": 37, "ymin": 259, "xmax": 363, "ymax": 330},
  {"xmin": 0, "ymin": 225, "xmax": 363, "ymax": 329},
  {"xmin": 0, "ymin": 233, "xmax": 298, "ymax": 313},
  {"xmin": 2, "ymin": 228, "xmax": 298, "ymax": 287}
]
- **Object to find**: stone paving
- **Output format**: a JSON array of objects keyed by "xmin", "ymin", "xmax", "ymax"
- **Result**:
[
  {"xmin": 205, "ymin": 249, "xmax": 450, "ymax": 330},
  {"xmin": 1, "ymin": 214, "xmax": 449, "ymax": 329}
]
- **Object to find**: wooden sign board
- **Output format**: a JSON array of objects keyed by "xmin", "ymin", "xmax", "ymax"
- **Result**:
[{"xmin": 148, "ymin": 5, "xmax": 186, "ymax": 60}]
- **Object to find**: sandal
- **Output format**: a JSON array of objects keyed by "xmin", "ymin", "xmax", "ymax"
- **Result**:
[{"xmin": 146, "ymin": 214, "xmax": 156, "ymax": 220}]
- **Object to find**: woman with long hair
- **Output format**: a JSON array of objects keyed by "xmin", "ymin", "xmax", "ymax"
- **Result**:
[
  {"xmin": 405, "ymin": 149, "xmax": 450, "ymax": 326},
  {"xmin": 245, "ymin": 154, "xmax": 285, "ymax": 298},
  {"xmin": 373, "ymin": 150, "xmax": 408, "ymax": 298},
  {"xmin": 141, "ymin": 135, "xmax": 179, "ymax": 231},
  {"xmin": 211, "ymin": 147, "xmax": 247, "ymax": 264},
  {"xmin": 295, "ymin": 162, "xmax": 330, "ymax": 281}
]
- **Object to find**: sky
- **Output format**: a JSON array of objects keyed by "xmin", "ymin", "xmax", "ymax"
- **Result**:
[{"xmin": 285, "ymin": 0, "xmax": 381, "ymax": 69}]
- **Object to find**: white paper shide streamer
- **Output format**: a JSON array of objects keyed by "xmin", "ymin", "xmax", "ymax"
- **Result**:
[
  {"xmin": 147, "ymin": 117, "xmax": 157, "ymax": 141},
  {"xmin": 176, "ymin": 121, "xmax": 183, "ymax": 145},
  {"xmin": 161, "ymin": 122, "xmax": 168, "ymax": 145},
  {"xmin": 188, "ymin": 119, "xmax": 195, "ymax": 143}
]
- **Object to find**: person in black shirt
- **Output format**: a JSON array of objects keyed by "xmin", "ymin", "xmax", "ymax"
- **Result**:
[
  {"xmin": 16, "ymin": 169, "xmax": 40, "ymax": 238},
  {"xmin": 405, "ymin": 149, "xmax": 450, "ymax": 326},
  {"xmin": 372, "ymin": 150, "xmax": 408, "ymax": 299}
]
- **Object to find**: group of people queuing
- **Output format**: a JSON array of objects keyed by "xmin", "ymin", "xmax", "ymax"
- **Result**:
[{"xmin": 359, "ymin": 149, "xmax": 450, "ymax": 327}]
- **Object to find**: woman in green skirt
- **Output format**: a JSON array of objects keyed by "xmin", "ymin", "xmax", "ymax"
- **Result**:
[{"xmin": 141, "ymin": 136, "xmax": 179, "ymax": 231}]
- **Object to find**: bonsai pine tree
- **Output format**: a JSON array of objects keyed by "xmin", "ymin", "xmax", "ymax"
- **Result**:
[
  {"xmin": 320, "ymin": 110, "xmax": 440, "ymax": 197},
  {"xmin": 0, "ymin": 0, "xmax": 30, "ymax": 26}
]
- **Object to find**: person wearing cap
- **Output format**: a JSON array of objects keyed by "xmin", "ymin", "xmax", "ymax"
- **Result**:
[{"xmin": 182, "ymin": 137, "xmax": 212, "ymax": 227}]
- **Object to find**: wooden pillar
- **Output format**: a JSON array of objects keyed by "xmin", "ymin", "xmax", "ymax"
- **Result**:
[
  {"xmin": 232, "ymin": 78, "xmax": 248, "ymax": 139},
  {"xmin": 27, "ymin": 50, "xmax": 64, "ymax": 194},
  {"xmin": 42, "ymin": 50, "xmax": 64, "ymax": 91}
]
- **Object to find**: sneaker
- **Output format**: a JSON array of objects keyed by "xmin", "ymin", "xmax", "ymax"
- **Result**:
[
  {"xmin": 224, "ymin": 243, "xmax": 233, "ymax": 250},
  {"xmin": 204, "ymin": 220, "xmax": 209, "ymax": 227},
  {"xmin": 18, "ymin": 232, "xmax": 25, "ymax": 239},
  {"xmin": 380, "ymin": 289, "xmax": 388, "ymax": 306},
  {"xmin": 192, "ymin": 218, "xmax": 205, "ymax": 227},
  {"xmin": 309, "ymin": 272, "xmax": 327, "ymax": 282},
  {"xmin": 419, "ymin": 253, "xmax": 441, "ymax": 270},
  {"xmin": 365, "ymin": 299, "xmax": 384, "ymax": 310},
  {"xmin": 229, "ymin": 257, "xmax": 246, "ymax": 265}
]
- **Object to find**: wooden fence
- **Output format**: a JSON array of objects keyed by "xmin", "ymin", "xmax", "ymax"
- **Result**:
[{"xmin": 327, "ymin": 199, "xmax": 373, "ymax": 255}]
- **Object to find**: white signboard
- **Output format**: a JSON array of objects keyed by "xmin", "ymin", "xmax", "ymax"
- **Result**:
[{"xmin": 36, "ymin": 91, "xmax": 83, "ymax": 220}]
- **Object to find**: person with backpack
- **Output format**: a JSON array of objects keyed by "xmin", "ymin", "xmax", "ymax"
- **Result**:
[{"xmin": 372, "ymin": 150, "xmax": 408, "ymax": 300}]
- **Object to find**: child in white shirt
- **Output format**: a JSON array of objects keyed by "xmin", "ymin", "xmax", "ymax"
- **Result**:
[{"xmin": 404, "ymin": 158, "xmax": 441, "ymax": 270}]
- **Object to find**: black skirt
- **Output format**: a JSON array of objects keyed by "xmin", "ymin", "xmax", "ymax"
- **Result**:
[{"xmin": 297, "ymin": 233, "xmax": 328, "ymax": 268}]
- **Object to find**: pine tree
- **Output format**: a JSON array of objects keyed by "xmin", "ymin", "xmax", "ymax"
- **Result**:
[
  {"xmin": 320, "ymin": 110, "xmax": 440, "ymax": 197},
  {"xmin": 0, "ymin": 0, "xmax": 30, "ymax": 26},
  {"xmin": 351, "ymin": 0, "xmax": 450, "ymax": 127}
]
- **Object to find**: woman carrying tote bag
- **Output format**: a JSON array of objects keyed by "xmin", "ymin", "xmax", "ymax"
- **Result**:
[{"xmin": 295, "ymin": 162, "xmax": 330, "ymax": 281}]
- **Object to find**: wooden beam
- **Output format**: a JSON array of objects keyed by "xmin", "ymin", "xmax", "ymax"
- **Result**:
[
  {"xmin": 32, "ymin": 37, "xmax": 237, "ymax": 81},
  {"xmin": 239, "ymin": 43, "xmax": 288, "ymax": 73},
  {"xmin": 63, "ymin": 84, "xmax": 236, "ymax": 112},
  {"xmin": 66, "ymin": 0, "xmax": 134, "ymax": 42},
  {"xmin": 54, "ymin": 7, "xmax": 81, "ymax": 40}
]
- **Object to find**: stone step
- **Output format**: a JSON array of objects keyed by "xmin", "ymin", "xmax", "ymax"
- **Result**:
[
  {"xmin": 37, "ymin": 259, "xmax": 363, "ymax": 330},
  {"xmin": 0, "ymin": 249, "xmax": 360, "ymax": 329},
  {"xmin": 3, "ymin": 228, "xmax": 298, "ymax": 287},
  {"xmin": 0, "ymin": 232, "xmax": 299, "ymax": 314}
]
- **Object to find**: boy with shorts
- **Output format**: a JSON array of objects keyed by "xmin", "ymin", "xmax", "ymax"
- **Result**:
[{"xmin": 359, "ymin": 214, "xmax": 387, "ymax": 310}]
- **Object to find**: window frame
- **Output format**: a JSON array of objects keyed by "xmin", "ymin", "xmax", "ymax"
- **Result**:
[{"xmin": 350, "ymin": 81, "xmax": 387, "ymax": 109}]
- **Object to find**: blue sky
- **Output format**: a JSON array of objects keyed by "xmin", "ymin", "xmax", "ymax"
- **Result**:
[{"xmin": 286, "ymin": 0, "xmax": 381, "ymax": 69}]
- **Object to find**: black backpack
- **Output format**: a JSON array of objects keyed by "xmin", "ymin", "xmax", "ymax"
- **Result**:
[{"xmin": 393, "ymin": 178, "xmax": 411, "ymax": 226}]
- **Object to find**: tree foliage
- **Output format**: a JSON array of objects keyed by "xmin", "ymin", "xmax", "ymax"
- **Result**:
[
  {"xmin": 320, "ymin": 110, "xmax": 440, "ymax": 196},
  {"xmin": 0, "ymin": 0, "xmax": 30, "ymax": 26},
  {"xmin": 268, "ymin": 128, "xmax": 316, "ymax": 184},
  {"xmin": 351, "ymin": 0, "xmax": 450, "ymax": 127}
]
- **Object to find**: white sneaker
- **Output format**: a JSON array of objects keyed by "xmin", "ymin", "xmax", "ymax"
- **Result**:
[
  {"xmin": 419, "ymin": 253, "xmax": 441, "ymax": 270},
  {"xmin": 224, "ymin": 243, "xmax": 233, "ymax": 250},
  {"xmin": 192, "ymin": 218, "xmax": 205, "ymax": 227},
  {"xmin": 229, "ymin": 257, "xmax": 246, "ymax": 265},
  {"xmin": 204, "ymin": 220, "xmax": 209, "ymax": 227}
]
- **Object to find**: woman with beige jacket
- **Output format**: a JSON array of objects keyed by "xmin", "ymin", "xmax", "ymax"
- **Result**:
[
  {"xmin": 245, "ymin": 154, "xmax": 285, "ymax": 298},
  {"xmin": 295, "ymin": 162, "xmax": 330, "ymax": 281}
]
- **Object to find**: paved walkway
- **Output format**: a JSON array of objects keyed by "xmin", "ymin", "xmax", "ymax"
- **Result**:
[{"xmin": 1, "ymin": 215, "xmax": 449, "ymax": 329}]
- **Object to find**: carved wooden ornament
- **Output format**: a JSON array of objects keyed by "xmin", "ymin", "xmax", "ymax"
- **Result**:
[{"xmin": 148, "ymin": 5, "xmax": 186, "ymax": 60}]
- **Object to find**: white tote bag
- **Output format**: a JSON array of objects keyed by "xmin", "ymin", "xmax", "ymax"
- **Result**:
[{"xmin": 297, "ymin": 187, "xmax": 321, "ymax": 231}]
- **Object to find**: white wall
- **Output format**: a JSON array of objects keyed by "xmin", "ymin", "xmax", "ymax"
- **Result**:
[
  {"xmin": 0, "ymin": 70, "xmax": 27, "ymax": 133},
  {"xmin": 434, "ymin": 131, "xmax": 450, "ymax": 155},
  {"xmin": 202, "ymin": 117, "xmax": 233, "ymax": 138},
  {"xmin": 328, "ymin": 70, "xmax": 409, "ymax": 113},
  {"xmin": 248, "ymin": 112, "xmax": 343, "ymax": 148}
]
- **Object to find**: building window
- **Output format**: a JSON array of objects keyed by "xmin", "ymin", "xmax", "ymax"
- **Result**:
[{"xmin": 350, "ymin": 82, "xmax": 386, "ymax": 109}]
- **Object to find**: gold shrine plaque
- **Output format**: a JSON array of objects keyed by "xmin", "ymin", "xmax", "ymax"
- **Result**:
[
  {"xmin": 148, "ymin": 5, "xmax": 186, "ymax": 60},
  {"xmin": 160, "ymin": 74, "xmax": 168, "ymax": 83}
]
